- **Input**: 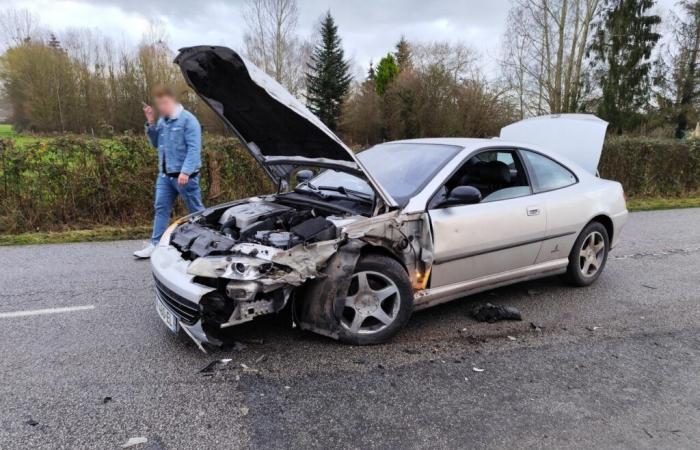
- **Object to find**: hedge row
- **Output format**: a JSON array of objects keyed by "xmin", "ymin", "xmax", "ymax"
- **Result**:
[
  {"xmin": 0, "ymin": 135, "xmax": 273, "ymax": 234},
  {"xmin": 0, "ymin": 135, "xmax": 698, "ymax": 234},
  {"xmin": 599, "ymin": 137, "xmax": 700, "ymax": 197}
]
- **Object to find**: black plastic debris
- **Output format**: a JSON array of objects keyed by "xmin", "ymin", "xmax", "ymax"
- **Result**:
[
  {"xmin": 471, "ymin": 303, "xmax": 522, "ymax": 323},
  {"xmin": 102, "ymin": 396, "xmax": 112, "ymax": 404},
  {"xmin": 26, "ymin": 418, "xmax": 39, "ymax": 427},
  {"xmin": 199, "ymin": 358, "xmax": 232, "ymax": 375}
]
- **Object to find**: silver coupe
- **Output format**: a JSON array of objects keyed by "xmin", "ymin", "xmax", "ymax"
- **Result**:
[{"xmin": 150, "ymin": 46, "xmax": 628, "ymax": 349}]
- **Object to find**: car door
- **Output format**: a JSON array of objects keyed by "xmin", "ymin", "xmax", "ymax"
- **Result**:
[
  {"xmin": 519, "ymin": 149, "xmax": 582, "ymax": 264},
  {"xmin": 428, "ymin": 149, "xmax": 546, "ymax": 288}
]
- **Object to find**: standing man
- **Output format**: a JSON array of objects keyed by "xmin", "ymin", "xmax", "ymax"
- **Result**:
[{"xmin": 134, "ymin": 86, "xmax": 205, "ymax": 259}]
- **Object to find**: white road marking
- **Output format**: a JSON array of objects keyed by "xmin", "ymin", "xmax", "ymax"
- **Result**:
[{"xmin": 0, "ymin": 305, "xmax": 95, "ymax": 318}]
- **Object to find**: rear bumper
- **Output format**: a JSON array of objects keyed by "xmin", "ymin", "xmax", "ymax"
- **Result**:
[
  {"xmin": 611, "ymin": 209, "xmax": 628, "ymax": 249},
  {"xmin": 150, "ymin": 245, "xmax": 216, "ymax": 345}
]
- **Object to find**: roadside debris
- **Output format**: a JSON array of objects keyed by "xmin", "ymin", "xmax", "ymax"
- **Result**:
[
  {"xmin": 102, "ymin": 396, "xmax": 112, "ymax": 404},
  {"xmin": 471, "ymin": 303, "xmax": 522, "ymax": 323},
  {"xmin": 25, "ymin": 417, "xmax": 39, "ymax": 427},
  {"xmin": 121, "ymin": 437, "xmax": 148, "ymax": 448},
  {"xmin": 254, "ymin": 354, "xmax": 267, "ymax": 364},
  {"xmin": 240, "ymin": 363, "xmax": 259, "ymax": 373},
  {"xmin": 586, "ymin": 326, "xmax": 600, "ymax": 332},
  {"xmin": 199, "ymin": 358, "xmax": 232, "ymax": 374},
  {"xmin": 641, "ymin": 284, "xmax": 658, "ymax": 290},
  {"xmin": 403, "ymin": 349, "xmax": 420, "ymax": 355},
  {"xmin": 240, "ymin": 406, "xmax": 249, "ymax": 416},
  {"xmin": 472, "ymin": 367, "xmax": 485, "ymax": 372},
  {"xmin": 507, "ymin": 336, "xmax": 517, "ymax": 341},
  {"xmin": 530, "ymin": 322, "xmax": 543, "ymax": 332}
]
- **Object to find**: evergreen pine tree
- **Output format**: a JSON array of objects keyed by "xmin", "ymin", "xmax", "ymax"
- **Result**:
[
  {"xmin": 394, "ymin": 36, "xmax": 412, "ymax": 72},
  {"xmin": 590, "ymin": 0, "xmax": 661, "ymax": 132},
  {"xmin": 367, "ymin": 60, "xmax": 376, "ymax": 81},
  {"xmin": 305, "ymin": 11, "xmax": 352, "ymax": 131},
  {"xmin": 375, "ymin": 54, "xmax": 399, "ymax": 95}
]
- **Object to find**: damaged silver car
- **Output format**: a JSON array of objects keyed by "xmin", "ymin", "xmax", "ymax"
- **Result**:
[{"xmin": 151, "ymin": 46, "xmax": 628, "ymax": 349}]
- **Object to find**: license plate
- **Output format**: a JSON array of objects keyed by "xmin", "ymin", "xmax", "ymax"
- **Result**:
[{"xmin": 156, "ymin": 297, "xmax": 179, "ymax": 333}]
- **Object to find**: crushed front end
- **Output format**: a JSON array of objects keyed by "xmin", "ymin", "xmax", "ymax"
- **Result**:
[{"xmin": 150, "ymin": 196, "xmax": 353, "ymax": 348}]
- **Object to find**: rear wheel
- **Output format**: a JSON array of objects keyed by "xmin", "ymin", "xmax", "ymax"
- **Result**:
[
  {"xmin": 563, "ymin": 222, "xmax": 609, "ymax": 286},
  {"xmin": 337, "ymin": 255, "xmax": 413, "ymax": 345}
]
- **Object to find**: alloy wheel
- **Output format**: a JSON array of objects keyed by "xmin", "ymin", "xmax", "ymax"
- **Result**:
[
  {"xmin": 579, "ymin": 231, "xmax": 606, "ymax": 277},
  {"xmin": 340, "ymin": 271, "xmax": 400, "ymax": 335}
]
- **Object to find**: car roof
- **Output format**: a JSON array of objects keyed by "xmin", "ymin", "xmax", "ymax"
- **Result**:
[{"xmin": 379, "ymin": 137, "xmax": 571, "ymax": 162}]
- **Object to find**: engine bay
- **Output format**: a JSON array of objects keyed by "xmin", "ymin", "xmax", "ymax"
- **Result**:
[{"xmin": 169, "ymin": 199, "xmax": 362, "ymax": 260}]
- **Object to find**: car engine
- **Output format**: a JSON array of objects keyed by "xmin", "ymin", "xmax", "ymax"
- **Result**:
[{"xmin": 169, "ymin": 200, "xmax": 342, "ymax": 260}]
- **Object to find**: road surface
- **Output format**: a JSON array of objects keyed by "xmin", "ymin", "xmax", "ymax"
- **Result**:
[{"xmin": 1, "ymin": 208, "xmax": 699, "ymax": 449}]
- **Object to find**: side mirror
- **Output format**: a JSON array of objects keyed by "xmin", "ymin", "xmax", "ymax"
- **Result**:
[
  {"xmin": 296, "ymin": 169, "xmax": 314, "ymax": 185},
  {"xmin": 443, "ymin": 186, "xmax": 482, "ymax": 206}
]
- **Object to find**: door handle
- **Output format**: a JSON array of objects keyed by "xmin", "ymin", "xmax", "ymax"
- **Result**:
[{"xmin": 526, "ymin": 206, "xmax": 541, "ymax": 216}]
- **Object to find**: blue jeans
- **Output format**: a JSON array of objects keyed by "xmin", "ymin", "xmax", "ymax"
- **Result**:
[{"xmin": 151, "ymin": 174, "xmax": 205, "ymax": 244}]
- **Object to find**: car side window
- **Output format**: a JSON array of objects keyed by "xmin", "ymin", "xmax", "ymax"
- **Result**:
[
  {"xmin": 428, "ymin": 149, "xmax": 532, "ymax": 209},
  {"xmin": 521, "ymin": 150, "xmax": 577, "ymax": 193}
]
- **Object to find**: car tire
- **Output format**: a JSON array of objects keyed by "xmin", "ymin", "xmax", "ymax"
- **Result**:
[
  {"xmin": 337, "ymin": 255, "xmax": 414, "ymax": 345},
  {"xmin": 563, "ymin": 221, "xmax": 610, "ymax": 287}
]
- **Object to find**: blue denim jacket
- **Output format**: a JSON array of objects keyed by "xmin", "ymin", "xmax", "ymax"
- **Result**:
[{"xmin": 145, "ymin": 106, "xmax": 202, "ymax": 176}]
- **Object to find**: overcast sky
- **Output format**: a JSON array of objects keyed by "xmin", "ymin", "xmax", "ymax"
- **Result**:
[{"xmin": 6, "ymin": 0, "xmax": 681, "ymax": 78}]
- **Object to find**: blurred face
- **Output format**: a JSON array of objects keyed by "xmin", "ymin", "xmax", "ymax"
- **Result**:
[{"xmin": 154, "ymin": 95, "xmax": 177, "ymax": 118}]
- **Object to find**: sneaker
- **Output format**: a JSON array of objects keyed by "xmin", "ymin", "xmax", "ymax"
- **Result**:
[{"xmin": 133, "ymin": 243, "xmax": 156, "ymax": 259}]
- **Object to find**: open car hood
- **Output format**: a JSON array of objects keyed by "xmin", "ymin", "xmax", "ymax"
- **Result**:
[
  {"xmin": 500, "ymin": 114, "xmax": 608, "ymax": 174},
  {"xmin": 174, "ymin": 46, "xmax": 397, "ymax": 208}
]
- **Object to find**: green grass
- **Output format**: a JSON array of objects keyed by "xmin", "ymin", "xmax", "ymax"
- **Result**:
[
  {"xmin": 0, "ymin": 225, "xmax": 151, "ymax": 246},
  {"xmin": 0, "ymin": 124, "xmax": 14, "ymax": 137},
  {"xmin": 627, "ymin": 197, "xmax": 700, "ymax": 212}
]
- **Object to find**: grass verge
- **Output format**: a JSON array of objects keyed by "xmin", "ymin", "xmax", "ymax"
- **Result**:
[
  {"xmin": 627, "ymin": 197, "xmax": 700, "ymax": 211},
  {"xmin": 0, "ymin": 226, "xmax": 151, "ymax": 246},
  {"xmin": 0, "ymin": 123, "xmax": 14, "ymax": 137},
  {"xmin": 0, "ymin": 198, "xmax": 699, "ymax": 246}
]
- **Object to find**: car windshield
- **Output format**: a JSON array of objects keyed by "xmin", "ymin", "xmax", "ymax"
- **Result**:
[{"xmin": 307, "ymin": 143, "xmax": 462, "ymax": 206}]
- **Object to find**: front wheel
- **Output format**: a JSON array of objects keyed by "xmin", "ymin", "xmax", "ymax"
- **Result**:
[
  {"xmin": 563, "ymin": 222, "xmax": 610, "ymax": 287},
  {"xmin": 337, "ymin": 255, "xmax": 413, "ymax": 345}
]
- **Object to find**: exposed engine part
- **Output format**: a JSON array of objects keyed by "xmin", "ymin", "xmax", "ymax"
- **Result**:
[
  {"xmin": 291, "ymin": 217, "xmax": 336, "ymax": 242},
  {"xmin": 218, "ymin": 202, "xmax": 291, "ymax": 229},
  {"xmin": 220, "ymin": 287, "xmax": 291, "ymax": 328},
  {"xmin": 171, "ymin": 223, "xmax": 236, "ymax": 259},
  {"xmin": 255, "ymin": 230, "xmax": 301, "ymax": 249},
  {"xmin": 225, "ymin": 280, "xmax": 261, "ymax": 301}
]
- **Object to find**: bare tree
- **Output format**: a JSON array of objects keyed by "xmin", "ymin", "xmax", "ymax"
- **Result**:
[
  {"xmin": 500, "ymin": 0, "xmax": 602, "ymax": 115},
  {"xmin": 0, "ymin": 8, "xmax": 41, "ymax": 48},
  {"xmin": 242, "ymin": 0, "xmax": 308, "ymax": 95},
  {"xmin": 412, "ymin": 41, "xmax": 480, "ymax": 82}
]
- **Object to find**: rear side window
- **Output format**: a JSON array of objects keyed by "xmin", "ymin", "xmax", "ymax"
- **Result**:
[{"xmin": 522, "ymin": 150, "xmax": 577, "ymax": 193}]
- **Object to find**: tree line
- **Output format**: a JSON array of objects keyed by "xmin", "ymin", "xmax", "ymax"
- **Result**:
[{"xmin": 0, "ymin": 0, "xmax": 698, "ymax": 142}]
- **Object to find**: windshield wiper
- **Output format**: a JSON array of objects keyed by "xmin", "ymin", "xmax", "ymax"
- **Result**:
[
  {"xmin": 318, "ymin": 186, "xmax": 373, "ymax": 204},
  {"xmin": 294, "ymin": 181, "xmax": 327, "ymax": 200}
]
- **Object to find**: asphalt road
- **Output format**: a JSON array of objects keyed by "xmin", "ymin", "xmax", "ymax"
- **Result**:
[{"xmin": 1, "ymin": 208, "xmax": 699, "ymax": 449}]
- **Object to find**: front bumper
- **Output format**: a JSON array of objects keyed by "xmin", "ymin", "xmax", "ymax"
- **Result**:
[{"xmin": 150, "ymin": 245, "xmax": 216, "ymax": 345}]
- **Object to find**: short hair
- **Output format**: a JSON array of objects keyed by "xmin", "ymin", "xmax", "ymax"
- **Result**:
[{"xmin": 152, "ymin": 85, "xmax": 176, "ymax": 99}]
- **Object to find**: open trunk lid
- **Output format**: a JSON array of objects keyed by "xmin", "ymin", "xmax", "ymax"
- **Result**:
[
  {"xmin": 174, "ymin": 46, "xmax": 397, "ymax": 208},
  {"xmin": 500, "ymin": 114, "xmax": 608, "ymax": 174}
]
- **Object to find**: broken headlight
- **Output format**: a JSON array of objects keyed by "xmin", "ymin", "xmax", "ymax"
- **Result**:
[{"xmin": 187, "ymin": 256, "xmax": 276, "ymax": 281}]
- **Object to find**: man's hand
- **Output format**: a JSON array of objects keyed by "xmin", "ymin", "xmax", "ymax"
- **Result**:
[
  {"xmin": 177, "ymin": 173, "xmax": 189, "ymax": 186},
  {"xmin": 143, "ymin": 104, "xmax": 155, "ymax": 125}
]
